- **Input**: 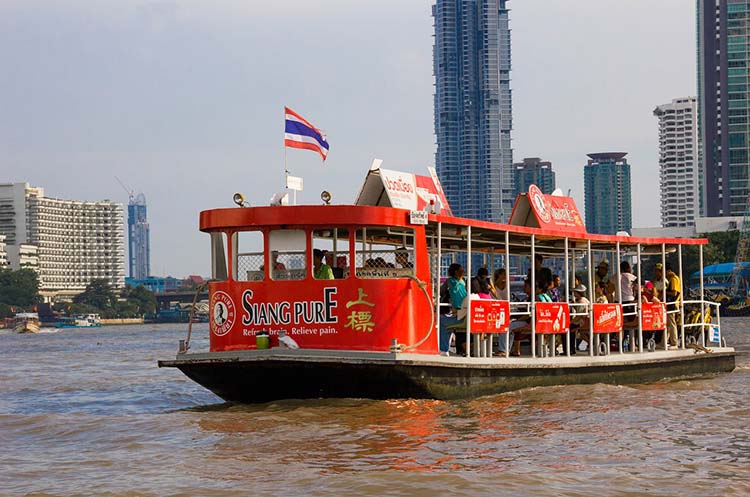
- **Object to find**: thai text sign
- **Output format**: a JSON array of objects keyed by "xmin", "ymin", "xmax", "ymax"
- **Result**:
[
  {"xmin": 470, "ymin": 300, "xmax": 510, "ymax": 333},
  {"xmin": 641, "ymin": 302, "xmax": 666, "ymax": 330},
  {"xmin": 380, "ymin": 168, "xmax": 418, "ymax": 210},
  {"xmin": 378, "ymin": 168, "xmax": 453, "ymax": 215},
  {"xmin": 592, "ymin": 303, "xmax": 623, "ymax": 333},
  {"xmin": 527, "ymin": 184, "xmax": 586, "ymax": 234},
  {"xmin": 535, "ymin": 302, "xmax": 569, "ymax": 334}
]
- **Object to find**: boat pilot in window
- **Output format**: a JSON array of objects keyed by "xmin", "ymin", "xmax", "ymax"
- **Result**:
[
  {"xmin": 313, "ymin": 248, "xmax": 334, "ymax": 280},
  {"xmin": 395, "ymin": 247, "xmax": 413, "ymax": 269}
]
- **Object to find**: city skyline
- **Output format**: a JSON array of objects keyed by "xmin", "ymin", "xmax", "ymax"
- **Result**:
[{"xmin": 1, "ymin": 0, "xmax": 696, "ymax": 277}]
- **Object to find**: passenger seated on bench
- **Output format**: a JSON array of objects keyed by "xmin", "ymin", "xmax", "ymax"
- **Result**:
[
  {"xmin": 509, "ymin": 278, "xmax": 538, "ymax": 356},
  {"xmin": 439, "ymin": 263, "xmax": 467, "ymax": 355},
  {"xmin": 470, "ymin": 267, "xmax": 493, "ymax": 299},
  {"xmin": 492, "ymin": 268, "xmax": 507, "ymax": 300},
  {"xmin": 595, "ymin": 281, "xmax": 609, "ymax": 304},
  {"xmin": 567, "ymin": 284, "xmax": 589, "ymax": 354},
  {"xmin": 271, "ymin": 251, "xmax": 286, "ymax": 270},
  {"xmin": 641, "ymin": 280, "xmax": 659, "ymax": 303}
]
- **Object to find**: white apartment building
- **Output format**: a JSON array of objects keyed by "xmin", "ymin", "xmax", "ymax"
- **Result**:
[
  {"xmin": 0, "ymin": 183, "xmax": 124, "ymax": 299},
  {"xmin": 653, "ymin": 97, "xmax": 700, "ymax": 228},
  {"xmin": 0, "ymin": 234, "xmax": 7, "ymax": 267},
  {"xmin": 6, "ymin": 244, "xmax": 38, "ymax": 270}
]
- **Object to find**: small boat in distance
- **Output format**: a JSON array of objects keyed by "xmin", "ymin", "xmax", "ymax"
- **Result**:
[
  {"xmin": 14, "ymin": 313, "xmax": 41, "ymax": 334},
  {"xmin": 56, "ymin": 314, "xmax": 102, "ymax": 329}
]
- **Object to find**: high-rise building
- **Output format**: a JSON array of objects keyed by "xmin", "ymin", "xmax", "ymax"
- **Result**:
[
  {"xmin": 513, "ymin": 157, "xmax": 556, "ymax": 197},
  {"xmin": 433, "ymin": 0, "xmax": 514, "ymax": 222},
  {"xmin": 0, "ymin": 182, "xmax": 124, "ymax": 298},
  {"xmin": 698, "ymin": 0, "xmax": 750, "ymax": 217},
  {"xmin": 583, "ymin": 153, "xmax": 632, "ymax": 235},
  {"xmin": 128, "ymin": 193, "xmax": 150, "ymax": 280},
  {"xmin": 653, "ymin": 97, "xmax": 700, "ymax": 228}
]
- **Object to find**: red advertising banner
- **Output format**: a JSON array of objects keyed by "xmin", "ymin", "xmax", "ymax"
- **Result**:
[
  {"xmin": 535, "ymin": 302, "xmax": 569, "ymax": 334},
  {"xmin": 470, "ymin": 300, "xmax": 510, "ymax": 334},
  {"xmin": 526, "ymin": 184, "xmax": 586, "ymax": 234},
  {"xmin": 208, "ymin": 278, "xmax": 435, "ymax": 353},
  {"xmin": 592, "ymin": 303, "xmax": 623, "ymax": 333},
  {"xmin": 641, "ymin": 302, "xmax": 666, "ymax": 330}
]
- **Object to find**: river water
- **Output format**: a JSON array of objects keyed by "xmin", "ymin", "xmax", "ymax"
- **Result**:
[{"xmin": 1, "ymin": 319, "xmax": 748, "ymax": 497}]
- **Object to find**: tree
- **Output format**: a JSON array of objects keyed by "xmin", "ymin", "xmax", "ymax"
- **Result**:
[
  {"xmin": 0, "ymin": 268, "xmax": 41, "ymax": 307},
  {"xmin": 0, "ymin": 303, "xmax": 13, "ymax": 319},
  {"xmin": 666, "ymin": 231, "xmax": 740, "ymax": 281},
  {"xmin": 122, "ymin": 284, "xmax": 156, "ymax": 316},
  {"xmin": 115, "ymin": 300, "xmax": 140, "ymax": 318},
  {"xmin": 73, "ymin": 279, "xmax": 118, "ymax": 311}
]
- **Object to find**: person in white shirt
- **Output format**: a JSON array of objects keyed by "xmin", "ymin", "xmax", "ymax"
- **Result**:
[{"xmin": 620, "ymin": 260, "xmax": 638, "ymax": 304}]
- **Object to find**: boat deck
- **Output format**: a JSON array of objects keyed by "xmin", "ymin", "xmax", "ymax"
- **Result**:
[{"xmin": 161, "ymin": 346, "xmax": 735, "ymax": 369}]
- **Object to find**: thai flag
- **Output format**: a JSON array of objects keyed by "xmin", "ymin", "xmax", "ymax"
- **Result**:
[{"xmin": 284, "ymin": 107, "xmax": 329, "ymax": 161}]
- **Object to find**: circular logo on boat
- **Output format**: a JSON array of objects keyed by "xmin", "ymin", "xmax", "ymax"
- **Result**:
[
  {"xmin": 529, "ymin": 184, "xmax": 551, "ymax": 223},
  {"xmin": 211, "ymin": 291, "xmax": 235, "ymax": 337}
]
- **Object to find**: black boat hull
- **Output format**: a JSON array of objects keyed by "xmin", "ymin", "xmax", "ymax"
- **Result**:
[{"xmin": 159, "ymin": 349, "xmax": 737, "ymax": 403}]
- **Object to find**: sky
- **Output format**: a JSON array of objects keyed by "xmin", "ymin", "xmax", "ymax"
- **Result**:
[{"xmin": 0, "ymin": 0, "xmax": 696, "ymax": 278}]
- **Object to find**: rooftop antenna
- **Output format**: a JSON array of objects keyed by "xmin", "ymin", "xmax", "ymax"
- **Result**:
[{"xmin": 115, "ymin": 176, "xmax": 134, "ymax": 203}]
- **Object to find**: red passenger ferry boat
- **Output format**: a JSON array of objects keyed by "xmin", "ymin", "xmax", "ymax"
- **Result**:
[{"xmin": 159, "ymin": 168, "xmax": 736, "ymax": 403}]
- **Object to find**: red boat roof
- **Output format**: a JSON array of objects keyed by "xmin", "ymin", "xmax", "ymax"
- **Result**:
[{"xmin": 200, "ymin": 204, "xmax": 707, "ymax": 247}]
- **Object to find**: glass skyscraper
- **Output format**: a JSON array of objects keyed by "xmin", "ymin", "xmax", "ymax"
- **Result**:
[
  {"xmin": 584, "ymin": 153, "xmax": 632, "ymax": 235},
  {"xmin": 698, "ymin": 0, "xmax": 750, "ymax": 217},
  {"xmin": 128, "ymin": 193, "xmax": 150, "ymax": 280},
  {"xmin": 433, "ymin": 0, "xmax": 514, "ymax": 223},
  {"xmin": 513, "ymin": 157, "xmax": 556, "ymax": 197}
]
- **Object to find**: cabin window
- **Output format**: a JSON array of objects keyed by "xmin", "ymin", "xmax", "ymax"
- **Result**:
[
  {"xmin": 354, "ymin": 227, "xmax": 415, "ymax": 279},
  {"xmin": 235, "ymin": 231, "xmax": 264, "ymax": 281},
  {"xmin": 268, "ymin": 230, "xmax": 307, "ymax": 280},
  {"xmin": 311, "ymin": 228, "xmax": 352, "ymax": 279}
]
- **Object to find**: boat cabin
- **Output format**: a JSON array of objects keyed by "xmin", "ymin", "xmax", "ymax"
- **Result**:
[{"xmin": 195, "ymin": 170, "xmax": 722, "ymax": 359}]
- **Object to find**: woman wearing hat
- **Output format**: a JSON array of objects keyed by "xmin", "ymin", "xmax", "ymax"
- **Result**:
[{"xmin": 641, "ymin": 280, "xmax": 659, "ymax": 303}]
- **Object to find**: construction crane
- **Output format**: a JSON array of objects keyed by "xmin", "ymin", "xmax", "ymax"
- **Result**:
[{"xmin": 115, "ymin": 176, "xmax": 134, "ymax": 203}]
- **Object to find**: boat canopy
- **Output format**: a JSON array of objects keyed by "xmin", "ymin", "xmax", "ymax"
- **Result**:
[{"xmin": 690, "ymin": 262, "xmax": 750, "ymax": 288}]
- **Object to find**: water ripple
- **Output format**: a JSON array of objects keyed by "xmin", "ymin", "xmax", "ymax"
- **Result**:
[{"xmin": 0, "ymin": 321, "xmax": 748, "ymax": 496}]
